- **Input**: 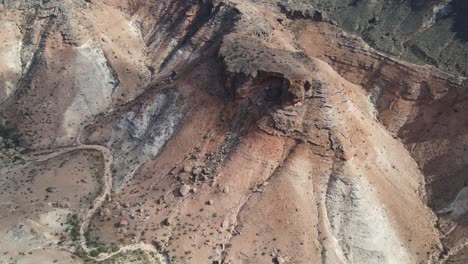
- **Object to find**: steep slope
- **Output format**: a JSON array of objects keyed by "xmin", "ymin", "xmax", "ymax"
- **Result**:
[
  {"xmin": 0, "ymin": 0, "xmax": 467, "ymax": 264},
  {"xmin": 299, "ymin": 0, "xmax": 468, "ymax": 76}
]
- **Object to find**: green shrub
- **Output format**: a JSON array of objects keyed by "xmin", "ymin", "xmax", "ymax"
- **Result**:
[{"xmin": 90, "ymin": 250, "xmax": 99, "ymax": 257}]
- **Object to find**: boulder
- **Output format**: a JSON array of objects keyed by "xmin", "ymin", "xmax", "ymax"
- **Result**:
[
  {"xmin": 275, "ymin": 256, "xmax": 286, "ymax": 264},
  {"xmin": 179, "ymin": 184, "xmax": 191, "ymax": 197},
  {"xmin": 183, "ymin": 165, "xmax": 193, "ymax": 173},
  {"xmin": 45, "ymin": 187, "xmax": 58, "ymax": 193},
  {"xmin": 119, "ymin": 219, "xmax": 129, "ymax": 227},
  {"xmin": 162, "ymin": 218, "xmax": 172, "ymax": 226}
]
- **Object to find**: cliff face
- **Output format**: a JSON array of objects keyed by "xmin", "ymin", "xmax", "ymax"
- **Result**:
[{"xmin": 0, "ymin": 1, "xmax": 467, "ymax": 264}]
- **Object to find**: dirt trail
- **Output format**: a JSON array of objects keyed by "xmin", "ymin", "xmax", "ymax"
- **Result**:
[{"xmin": 24, "ymin": 144, "xmax": 165, "ymax": 263}]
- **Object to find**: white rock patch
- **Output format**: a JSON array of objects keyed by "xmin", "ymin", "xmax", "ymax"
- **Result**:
[
  {"xmin": 109, "ymin": 90, "xmax": 184, "ymax": 192},
  {"xmin": 326, "ymin": 175, "xmax": 412, "ymax": 264},
  {"xmin": 0, "ymin": 21, "xmax": 23, "ymax": 102},
  {"xmin": 440, "ymin": 187, "xmax": 468, "ymax": 218},
  {"xmin": 61, "ymin": 42, "xmax": 114, "ymax": 142}
]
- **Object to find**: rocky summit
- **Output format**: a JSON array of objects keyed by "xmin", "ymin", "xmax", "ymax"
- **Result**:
[{"xmin": 0, "ymin": 0, "xmax": 467, "ymax": 263}]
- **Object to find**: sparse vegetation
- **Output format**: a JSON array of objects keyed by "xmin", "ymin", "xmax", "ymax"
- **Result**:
[
  {"xmin": 66, "ymin": 214, "xmax": 80, "ymax": 241},
  {"xmin": 0, "ymin": 125, "xmax": 20, "ymax": 144},
  {"xmin": 111, "ymin": 244, "xmax": 120, "ymax": 253},
  {"xmin": 90, "ymin": 250, "xmax": 100, "ymax": 257}
]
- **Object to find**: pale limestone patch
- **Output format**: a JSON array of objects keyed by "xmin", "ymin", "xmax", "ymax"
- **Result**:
[
  {"xmin": 0, "ymin": 20, "xmax": 22, "ymax": 102},
  {"xmin": 61, "ymin": 41, "xmax": 114, "ymax": 143},
  {"xmin": 38, "ymin": 208, "xmax": 70, "ymax": 232},
  {"xmin": 326, "ymin": 174, "xmax": 412, "ymax": 264}
]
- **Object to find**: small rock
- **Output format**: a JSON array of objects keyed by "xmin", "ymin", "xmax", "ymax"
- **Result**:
[
  {"xmin": 152, "ymin": 240, "xmax": 166, "ymax": 251},
  {"xmin": 275, "ymin": 256, "xmax": 286, "ymax": 264},
  {"xmin": 192, "ymin": 167, "xmax": 202, "ymax": 175},
  {"xmin": 156, "ymin": 197, "xmax": 164, "ymax": 205},
  {"xmin": 199, "ymin": 174, "xmax": 207, "ymax": 181},
  {"xmin": 179, "ymin": 184, "xmax": 191, "ymax": 197},
  {"xmin": 183, "ymin": 165, "xmax": 193, "ymax": 173},
  {"xmin": 123, "ymin": 201, "xmax": 130, "ymax": 208},
  {"xmin": 207, "ymin": 200, "xmax": 214, "ymax": 206},
  {"xmin": 221, "ymin": 219, "xmax": 229, "ymax": 229},
  {"xmin": 45, "ymin": 187, "xmax": 58, "ymax": 193},
  {"xmin": 101, "ymin": 208, "xmax": 111, "ymax": 217},
  {"xmin": 223, "ymin": 186, "xmax": 230, "ymax": 193},
  {"xmin": 169, "ymin": 167, "xmax": 178, "ymax": 175},
  {"xmin": 162, "ymin": 218, "xmax": 172, "ymax": 226},
  {"xmin": 178, "ymin": 172, "xmax": 190, "ymax": 182},
  {"xmin": 341, "ymin": 151, "xmax": 352, "ymax": 161},
  {"xmin": 15, "ymin": 146, "xmax": 25, "ymax": 152},
  {"xmin": 119, "ymin": 219, "xmax": 129, "ymax": 227}
]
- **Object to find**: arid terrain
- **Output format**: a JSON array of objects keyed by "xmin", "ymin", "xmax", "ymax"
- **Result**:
[{"xmin": 0, "ymin": 0, "xmax": 467, "ymax": 263}]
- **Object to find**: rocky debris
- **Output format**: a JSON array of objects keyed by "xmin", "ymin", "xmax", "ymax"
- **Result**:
[
  {"xmin": 253, "ymin": 186, "xmax": 264, "ymax": 193},
  {"xmin": 179, "ymin": 184, "xmax": 191, "ymax": 197},
  {"xmin": 100, "ymin": 208, "xmax": 111, "ymax": 217},
  {"xmin": 193, "ymin": 167, "xmax": 203, "ymax": 175},
  {"xmin": 112, "ymin": 203, "xmax": 122, "ymax": 210},
  {"xmin": 278, "ymin": 2, "xmax": 331, "ymax": 22},
  {"xmin": 177, "ymin": 172, "xmax": 191, "ymax": 182},
  {"xmin": 183, "ymin": 164, "xmax": 193, "ymax": 173},
  {"xmin": 156, "ymin": 196, "xmax": 165, "ymax": 205},
  {"xmin": 169, "ymin": 167, "xmax": 178, "ymax": 175},
  {"xmin": 152, "ymin": 239, "xmax": 167, "ymax": 252},
  {"xmin": 108, "ymin": 89, "xmax": 185, "ymax": 192},
  {"xmin": 129, "ymin": 210, "xmax": 136, "ymax": 219},
  {"xmin": 202, "ymin": 132, "xmax": 239, "ymax": 181}
]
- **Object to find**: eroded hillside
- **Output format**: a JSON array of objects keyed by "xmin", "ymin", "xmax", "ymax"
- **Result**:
[{"xmin": 0, "ymin": 0, "xmax": 467, "ymax": 263}]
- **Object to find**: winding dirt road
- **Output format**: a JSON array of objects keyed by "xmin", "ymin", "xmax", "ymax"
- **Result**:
[{"xmin": 25, "ymin": 144, "xmax": 166, "ymax": 263}]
